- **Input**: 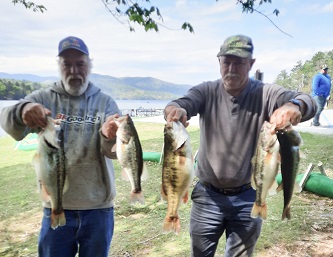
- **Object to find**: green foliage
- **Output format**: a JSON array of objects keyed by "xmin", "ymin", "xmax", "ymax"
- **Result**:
[
  {"xmin": 0, "ymin": 74, "xmax": 191, "ymax": 100},
  {"xmin": 12, "ymin": 0, "xmax": 279, "ymax": 33},
  {"xmin": 274, "ymin": 50, "xmax": 333, "ymax": 97},
  {"xmin": 10, "ymin": 0, "xmax": 286, "ymax": 37},
  {"xmin": 11, "ymin": 0, "xmax": 46, "ymax": 12},
  {"xmin": 105, "ymin": 0, "xmax": 280, "ymax": 33},
  {"xmin": 0, "ymin": 79, "xmax": 45, "ymax": 100}
]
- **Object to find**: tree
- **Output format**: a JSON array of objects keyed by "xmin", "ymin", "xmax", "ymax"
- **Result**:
[
  {"xmin": 274, "ymin": 50, "xmax": 333, "ymax": 96},
  {"xmin": 12, "ymin": 0, "xmax": 279, "ymax": 33},
  {"xmin": 11, "ymin": 0, "xmax": 46, "ymax": 12}
]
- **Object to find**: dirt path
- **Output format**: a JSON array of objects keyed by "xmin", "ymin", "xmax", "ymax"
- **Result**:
[{"xmin": 255, "ymin": 233, "xmax": 333, "ymax": 257}]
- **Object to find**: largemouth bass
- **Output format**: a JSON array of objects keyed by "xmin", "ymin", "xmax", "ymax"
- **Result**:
[
  {"xmin": 161, "ymin": 121, "xmax": 194, "ymax": 234},
  {"xmin": 251, "ymin": 121, "xmax": 280, "ymax": 220},
  {"xmin": 115, "ymin": 114, "xmax": 147, "ymax": 205},
  {"xmin": 33, "ymin": 117, "xmax": 68, "ymax": 229},
  {"xmin": 277, "ymin": 126, "xmax": 302, "ymax": 220}
]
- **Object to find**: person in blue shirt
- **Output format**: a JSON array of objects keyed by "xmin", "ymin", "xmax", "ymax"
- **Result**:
[{"xmin": 312, "ymin": 64, "xmax": 332, "ymax": 126}]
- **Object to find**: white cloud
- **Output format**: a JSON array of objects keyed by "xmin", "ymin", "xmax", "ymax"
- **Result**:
[{"xmin": 1, "ymin": 0, "xmax": 332, "ymax": 85}]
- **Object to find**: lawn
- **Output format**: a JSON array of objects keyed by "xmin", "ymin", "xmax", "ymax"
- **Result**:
[{"xmin": 0, "ymin": 121, "xmax": 332, "ymax": 257}]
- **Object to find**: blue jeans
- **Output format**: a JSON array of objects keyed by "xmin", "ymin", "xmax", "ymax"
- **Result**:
[
  {"xmin": 38, "ymin": 207, "xmax": 114, "ymax": 257},
  {"xmin": 313, "ymin": 95, "xmax": 326, "ymax": 125},
  {"xmin": 190, "ymin": 182, "xmax": 262, "ymax": 257}
]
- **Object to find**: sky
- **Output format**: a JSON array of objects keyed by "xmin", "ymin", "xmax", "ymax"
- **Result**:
[{"xmin": 1, "ymin": 0, "xmax": 333, "ymax": 86}]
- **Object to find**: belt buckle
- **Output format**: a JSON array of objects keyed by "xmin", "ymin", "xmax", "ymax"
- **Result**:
[{"xmin": 222, "ymin": 187, "xmax": 239, "ymax": 195}]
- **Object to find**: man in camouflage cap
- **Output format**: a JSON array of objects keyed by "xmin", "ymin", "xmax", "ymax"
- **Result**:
[{"xmin": 164, "ymin": 34, "xmax": 317, "ymax": 256}]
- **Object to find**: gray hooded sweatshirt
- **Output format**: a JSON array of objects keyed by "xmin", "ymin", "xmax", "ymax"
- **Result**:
[{"xmin": 1, "ymin": 81, "xmax": 120, "ymax": 210}]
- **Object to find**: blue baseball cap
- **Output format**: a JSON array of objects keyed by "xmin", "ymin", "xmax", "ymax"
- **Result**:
[{"xmin": 58, "ymin": 36, "xmax": 89, "ymax": 56}]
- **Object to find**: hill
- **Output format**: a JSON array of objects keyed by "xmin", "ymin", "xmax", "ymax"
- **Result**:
[{"xmin": 0, "ymin": 72, "xmax": 193, "ymax": 100}]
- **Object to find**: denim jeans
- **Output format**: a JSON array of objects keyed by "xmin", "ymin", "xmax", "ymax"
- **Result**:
[
  {"xmin": 190, "ymin": 182, "xmax": 262, "ymax": 257},
  {"xmin": 313, "ymin": 95, "xmax": 326, "ymax": 125},
  {"xmin": 38, "ymin": 207, "xmax": 114, "ymax": 257}
]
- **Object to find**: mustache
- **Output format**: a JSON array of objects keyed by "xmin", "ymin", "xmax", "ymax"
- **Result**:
[
  {"xmin": 67, "ymin": 75, "xmax": 84, "ymax": 83},
  {"xmin": 224, "ymin": 73, "xmax": 241, "ymax": 79}
]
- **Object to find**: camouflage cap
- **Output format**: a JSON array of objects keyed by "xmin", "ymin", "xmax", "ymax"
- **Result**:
[
  {"xmin": 217, "ymin": 35, "xmax": 253, "ymax": 58},
  {"xmin": 321, "ymin": 64, "xmax": 329, "ymax": 70}
]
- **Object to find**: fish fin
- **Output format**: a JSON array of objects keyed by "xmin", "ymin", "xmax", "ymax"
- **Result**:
[
  {"xmin": 111, "ymin": 144, "xmax": 117, "ymax": 153},
  {"xmin": 36, "ymin": 180, "xmax": 51, "ymax": 202},
  {"xmin": 163, "ymin": 215, "xmax": 181, "ymax": 234},
  {"xmin": 299, "ymin": 150, "xmax": 306, "ymax": 159},
  {"xmin": 121, "ymin": 169, "xmax": 130, "ymax": 181},
  {"xmin": 182, "ymin": 191, "xmax": 189, "ymax": 204},
  {"xmin": 251, "ymin": 203, "xmax": 267, "ymax": 220},
  {"xmin": 160, "ymin": 184, "xmax": 167, "ymax": 201},
  {"xmin": 63, "ymin": 175, "xmax": 69, "ymax": 193},
  {"xmin": 282, "ymin": 205, "xmax": 291, "ymax": 220},
  {"xmin": 251, "ymin": 204, "xmax": 260, "ymax": 218},
  {"xmin": 130, "ymin": 191, "xmax": 145, "ymax": 205},
  {"xmin": 141, "ymin": 163, "xmax": 148, "ymax": 181},
  {"xmin": 268, "ymin": 180, "xmax": 279, "ymax": 196},
  {"xmin": 276, "ymin": 182, "xmax": 283, "ymax": 193},
  {"xmin": 51, "ymin": 208, "xmax": 66, "ymax": 230},
  {"xmin": 251, "ymin": 173, "xmax": 257, "ymax": 190},
  {"xmin": 277, "ymin": 153, "xmax": 281, "ymax": 163},
  {"xmin": 40, "ymin": 184, "xmax": 51, "ymax": 202},
  {"xmin": 173, "ymin": 122, "xmax": 189, "ymax": 150}
]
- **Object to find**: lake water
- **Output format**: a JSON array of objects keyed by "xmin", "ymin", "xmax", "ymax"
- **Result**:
[{"xmin": 0, "ymin": 99, "xmax": 172, "ymax": 137}]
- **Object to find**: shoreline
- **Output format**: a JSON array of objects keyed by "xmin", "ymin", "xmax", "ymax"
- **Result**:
[
  {"xmin": 1, "ymin": 110, "xmax": 332, "ymax": 138},
  {"xmin": 133, "ymin": 115, "xmax": 200, "ymax": 126}
]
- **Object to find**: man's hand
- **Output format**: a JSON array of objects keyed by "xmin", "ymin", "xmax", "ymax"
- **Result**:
[
  {"xmin": 101, "ymin": 114, "xmax": 120, "ymax": 139},
  {"xmin": 164, "ymin": 106, "xmax": 189, "ymax": 127},
  {"xmin": 269, "ymin": 102, "xmax": 302, "ymax": 133},
  {"xmin": 21, "ymin": 103, "xmax": 51, "ymax": 129}
]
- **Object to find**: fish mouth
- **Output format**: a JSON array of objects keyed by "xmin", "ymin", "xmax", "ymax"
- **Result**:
[
  {"xmin": 265, "ymin": 137, "xmax": 278, "ymax": 151},
  {"xmin": 44, "ymin": 138, "xmax": 58, "ymax": 150}
]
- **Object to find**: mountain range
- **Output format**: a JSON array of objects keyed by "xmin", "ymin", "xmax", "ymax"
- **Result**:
[{"xmin": 0, "ymin": 72, "xmax": 193, "ymax": 100}]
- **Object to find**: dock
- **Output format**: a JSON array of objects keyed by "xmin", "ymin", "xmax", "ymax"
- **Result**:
[{"xmin": 120, "ymin": 108, "xmax": 164, "ymax": 117}]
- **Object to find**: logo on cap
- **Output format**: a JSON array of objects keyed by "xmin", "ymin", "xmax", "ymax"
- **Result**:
[{"xmin": 58, "ymin": 36, "xmax": 89, "ymax": 56}]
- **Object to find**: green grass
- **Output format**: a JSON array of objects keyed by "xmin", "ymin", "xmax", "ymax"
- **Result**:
[{"xmin": 0, "ymin": 123, "xmax": 332, "ymax": 257}]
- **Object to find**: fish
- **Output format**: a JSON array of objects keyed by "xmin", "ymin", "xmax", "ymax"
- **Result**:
[
  {"xmin": 276, "ymin": 126, "xmax": 302, "ymax": 220},
  {"xmin": 115, "ymin": 114, "xmax": 147, "ymax": 205},
  {"xmin": 161, "ymin": 121, "xmax": 194, "ymax": 234},
  {"xmin": 251, "ymin": 121, "xmax": 280, "ymax": 220},
  {"xmin": 32, "ymin": 117, "xmax": 68, "ymax": 229}
]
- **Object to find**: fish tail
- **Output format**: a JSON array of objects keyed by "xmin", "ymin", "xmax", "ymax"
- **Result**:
[
  {"xmin": 130, "ymin": 191, "xmax": 145, "ymax": 205},
  {"xmin": 282, "ymin": 205, "xmax": 291, "ymax": 220},
  {"xmin": 251, "ymin": 203, "xmax": 267, "ymax": 220},
  {"xmin": 38, "ymin": 182, "xmax": 51, "ymax": 202},
  {"xmin": 163, "ymin": 215, "xmax": 181, "ymax": 234},
  {"xmin": 51, "ymin": 208, "xmax": 66, "ymax": 230}
]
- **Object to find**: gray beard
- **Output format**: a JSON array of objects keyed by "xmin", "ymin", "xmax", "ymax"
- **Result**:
[{"xmin": 62, "ymin": 75, "xmax": 90, "ymax": 96}]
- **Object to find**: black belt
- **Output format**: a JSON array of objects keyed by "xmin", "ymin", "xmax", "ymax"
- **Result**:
[{"xmin": 200, "ymin": 181, "xmax": 252, "ymax": 195}]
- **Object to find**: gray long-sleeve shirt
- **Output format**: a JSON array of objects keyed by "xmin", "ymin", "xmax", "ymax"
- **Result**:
[
  {"xmin": 1, "ymin": 81, "xmax": 120, "ymax": 210},
  {"xmin": 167, "ymin": 79, "xmax": 316, "ymax": 188}
]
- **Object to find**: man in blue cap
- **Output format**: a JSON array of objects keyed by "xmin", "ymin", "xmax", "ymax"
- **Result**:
[
  {"xmin": 311, "ymin": 64, "xmax": 332, "ymax": 126},
  {"xmin": 164, "ymin": 34, "xmax": 317, "ymax": 257},
  {"xmin": 1, "ymin": 36, "xmax": 121, "ymax": 257}
]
